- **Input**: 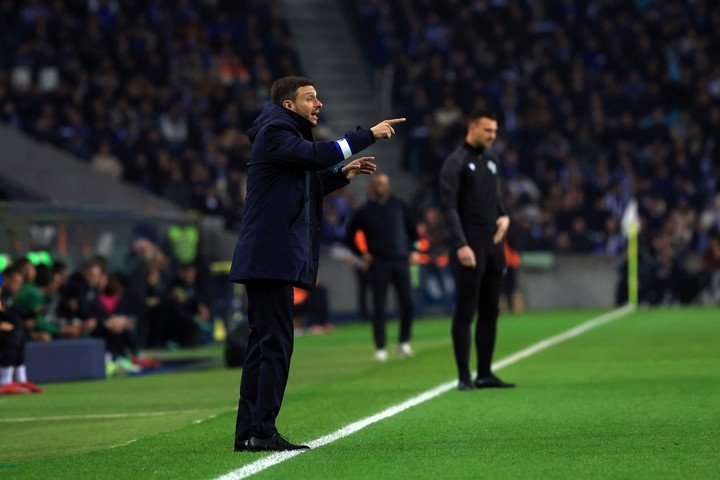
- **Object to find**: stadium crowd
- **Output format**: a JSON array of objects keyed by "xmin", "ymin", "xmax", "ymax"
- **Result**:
[
  {"xmin": 0, "ymin": 0, "xmax": 299, "ymax": 229},
  {"xmin": 345, "ymin": 0, "xmax": 720, "ymax": 304},
  {"xmin": 0, "ymin": 234, "xmax": 211, "ymax": 393},
  {"xmin": 1, "ymin": 0, "xmax": 719, "ymax": 306}
]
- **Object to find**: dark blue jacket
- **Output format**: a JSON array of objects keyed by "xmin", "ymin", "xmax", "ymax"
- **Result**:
[
  {"xmin": 229, "ymin": 103, "xmax": 375, "ymax": 289},
  {"xmin": 344, "ymin": 195, "xmax": 417, "ymax": 262}
]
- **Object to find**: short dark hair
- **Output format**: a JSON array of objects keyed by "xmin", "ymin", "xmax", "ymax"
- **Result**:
[
  {"xmin": 35, "ymin": 264, "xmax": 53, "ymax": 288},
  {"xmin": 468, "ymin": 110, "xmax": 498, "ymax": 123},
  {"xmin": 2, "ymin": 265, "xmax": 19, "ymax": 277},
  {"xmin": 52, "ymin": 261, "xmax": 67, "ymax": 275},
  {"xmin": 13, "ymin": 257, "xmax": 31, "ymax": 268},
  {"xmin": 271, "ymin": 76, "xmax": 314, "ymax": 106}
]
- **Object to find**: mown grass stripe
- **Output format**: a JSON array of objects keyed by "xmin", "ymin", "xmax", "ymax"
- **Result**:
[
  {"xmin": 0, "ymin": 408, "xmax": 223, "ymax": 423},
  {"xmin": 217, "ymin": 305, "xmax": 634, "ymax": 479}
]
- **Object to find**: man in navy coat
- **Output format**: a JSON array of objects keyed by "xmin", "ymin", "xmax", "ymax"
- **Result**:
[{"xmin": 230, "ymin": 76, "xmax": 404, "ymax": 452}]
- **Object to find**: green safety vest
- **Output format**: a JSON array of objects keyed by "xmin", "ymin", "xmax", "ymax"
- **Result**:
[{"xmin": 168, "ymin": 225, "xmax": 199, "ymax": 264}]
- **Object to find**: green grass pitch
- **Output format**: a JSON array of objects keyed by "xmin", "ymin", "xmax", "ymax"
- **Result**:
[{"xmin": 1, "ymin": 307, "xmax": 719, "ymax": 479}]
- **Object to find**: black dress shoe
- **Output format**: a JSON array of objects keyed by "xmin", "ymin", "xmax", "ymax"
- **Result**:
[
  {"xmin": 234, "ymin": 439, "xmax": 249, "ymax": 452},
  {"xmin": 474, "ymin": 374, "xmax": 515, "ymax": 389},
  {"xmin": 458, "ymin": 379, "xmax": 474, "ymax": 391},
  {"xmin": 247, "ymin": 434, "xmax": 310, "ymax": 452}
]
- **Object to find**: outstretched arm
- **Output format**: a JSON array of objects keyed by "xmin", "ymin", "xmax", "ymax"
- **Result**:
[
  {"xmin": 264, "ymin": 118, "xmax": 405, "ymax": 171},
  {"xmin": 265, "ymin": 125, "xmax": 375, "ymax": 170}
]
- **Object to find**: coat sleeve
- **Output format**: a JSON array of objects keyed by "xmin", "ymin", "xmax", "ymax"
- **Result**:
[
  {"xmin": 494, "ymin": 156, "xmax": 508, "ymax": 218},
  {"xmin": 264, "ymin": 125, "xmax": 375, "ymax": 170},
  {"xmin": 439, "ymin": 154, "xmax": 468, "ymax": 250},
  {"xmin": 497, "ymin": 200, "xmax": 508, "ymax": 218},
  {"xmin": 319, "ymin": 168, "xmax": 350, "ymax": 196}
]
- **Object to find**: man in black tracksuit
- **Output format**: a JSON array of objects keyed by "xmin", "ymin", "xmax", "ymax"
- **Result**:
[
  {"xmin": 439, "ymin": 110, "xmax": 515, "ymax": 391},
  {"xmin": 229, "ymin": 76, "xmax": 404, "ymax": 452},
  {"xmin": 344, "ymin": 174, "xmax": 417, "ymax": 361}
]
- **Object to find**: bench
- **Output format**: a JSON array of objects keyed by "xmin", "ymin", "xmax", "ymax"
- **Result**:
[{"xmin": 26, "ymin": 339, "xmax": 106, "ymax": 383}]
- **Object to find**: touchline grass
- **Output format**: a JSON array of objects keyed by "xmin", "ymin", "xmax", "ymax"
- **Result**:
[{"xmin": 1, "ymin": 307, "xmax": 718, "ymax": 479}]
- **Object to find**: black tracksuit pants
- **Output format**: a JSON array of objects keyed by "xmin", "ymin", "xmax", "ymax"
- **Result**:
[
  {"xmin": 369, "ymin": 259, "xmax": 414, "ymax": 350},
  {"xmin": 451, "ymin": 246, "xmax": 505, "ymax": 382},
  {"xmin": 235, "ymin": 280, "xmax": 294, "ymax": 441},
  {"xmin": 0, "ymin": 323, "xmax": 26, "ymax": 368}
]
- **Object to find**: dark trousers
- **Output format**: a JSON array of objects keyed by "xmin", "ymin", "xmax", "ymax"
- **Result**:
[
  {"xmin": 369, "ymin": 259, "xmax": 414, "ymax": 349},
  {"xmin": 0, "ymin": 319, "xmax": 30, "ymax": 368},
  {"xmin": 451, "ymin": 248, "xmax": 504, "ymax": 382},
  {"xmin": 0, "ymin": 323, "xmax": 26, "ymax": 367},
  {"xmin": 354, "ymin": 266, "xmax": 371, "ymax": 321},
  {"xmin": 235, "ymin": 280, "xmax": 294, "ymax": 441},
  {"xmin": 101, "ymin": 328, "xmax": 139, "ymax": 359}
]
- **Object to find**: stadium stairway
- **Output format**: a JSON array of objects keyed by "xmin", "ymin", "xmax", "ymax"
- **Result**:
[{"xmin": 279, "ymin": 0, "xmax": 418, "ymax": 202}]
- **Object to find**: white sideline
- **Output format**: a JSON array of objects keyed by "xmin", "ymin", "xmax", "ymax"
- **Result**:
[
  {"xmin": 216, "ymin": 305, "xmax": 634, "ymax": 480},
  {"xmin": 0, "ymin": 408, "xmax": 221, "ymax": 423}
]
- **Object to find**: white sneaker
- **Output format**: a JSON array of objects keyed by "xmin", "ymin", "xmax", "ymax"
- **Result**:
[
  {"xmin": 397, "ymin": 342, "xmax": 414, "ymax": 357},
  {"xmin": 374, "ymin": 349, "xmax": 388, "ymax": 362}
]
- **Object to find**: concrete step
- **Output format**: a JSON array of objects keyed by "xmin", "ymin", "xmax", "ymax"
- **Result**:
[{"xmin": 278, "ymin": 0, "xmax": 418, "ymax": 199}]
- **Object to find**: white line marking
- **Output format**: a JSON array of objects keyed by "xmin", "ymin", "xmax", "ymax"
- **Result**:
[
  {"xmin": 0, "ymin": 408, "xmax": 225, "ymax": 424},
  {"xmin": 216, "ymin": 305, "xmax": 634, "ymax": 480},
  {"xmin": 107, "ymin": 412, "xmax": 222, "ymax": 449}
]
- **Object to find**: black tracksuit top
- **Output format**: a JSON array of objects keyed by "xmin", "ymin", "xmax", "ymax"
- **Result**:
[
  {"xmin": 344, "ymin": 195, "xmax": 417, "ymax": 262},
  {"xmin": 439, "ymin": 143, "xmax": 507, "ymax": 251}
]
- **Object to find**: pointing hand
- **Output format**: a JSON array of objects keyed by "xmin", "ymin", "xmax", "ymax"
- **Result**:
[{"xmin": 371, "ymin": 118, "xmax": 406, "ymax": 140}]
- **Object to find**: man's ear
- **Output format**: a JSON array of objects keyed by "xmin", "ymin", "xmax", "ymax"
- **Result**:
[{"xmin": 283, "ymin": 100, "xmax": 294, "ymax": 110}]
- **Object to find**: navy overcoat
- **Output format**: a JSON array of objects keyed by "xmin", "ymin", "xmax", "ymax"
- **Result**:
[{"xmin": 229, "ymin": 103, "xmax": 374, "ymax": 289}]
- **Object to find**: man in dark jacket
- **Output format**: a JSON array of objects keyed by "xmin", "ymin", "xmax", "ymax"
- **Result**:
[
  {"xmin": 439, "ymin": 110, "xmax": 515, "ymax": 391},
  {"xmin": 344, "ymin": 174, "xmax": 418, "ymax": 362},
  {"xmin": 230, "ymin": 76, "xmax": 404, "ymax": 452}
]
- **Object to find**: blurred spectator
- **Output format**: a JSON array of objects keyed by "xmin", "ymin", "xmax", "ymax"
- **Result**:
[
  {"xmin": 0, "ymin": 265, "xmax": 43, "ymax": 394},
  {"xmin": 13, "ymin": 264, "xmax": 55, "ymax": 341},
  {"xmin": 350, "ymin": 229, "xmax": 372, "ymax": 322},
  {"xmin": 97, "ymin": 272, "xmax": 140, "ymax": 364},
  {"xmin": 0, "ymin": 0, "xmax": 302, "ymax": 225},
  {"xmin": 414, "ymin": 206, "xmax": 453, "ymax": 311},
  {"xmin": 700, "ymin": 232, "xmax": 720, "ymax": 304},
  {"xmin": 90, "ymin": 141, "xmax": 123, "ymax": 180},
  {"xmin": 123, "ymin": 237, "xmax": 164, "ymax": 347},
  {"xmin": 501, "ymin": 218, "xmax": 525, "ymax": 313},
  {"xmin": 58, "ymin": 259, "xmax": 102, "ymax": 337},
  {"xmin": 345, "ymin": 0, "xmax": 720, "ymax": 298},
  {"xmin": 158, "ymin": 263, "xmax": 210, "ymax": 347},
  {"xmin": 293, "ymin": 283, "xmax": 333, "ymax": 335},
  {"xmin": 344, "ymin": 174, "xmax": 418, "ymax": 361}
]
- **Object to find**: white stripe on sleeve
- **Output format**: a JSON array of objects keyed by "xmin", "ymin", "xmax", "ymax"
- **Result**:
[{"xmin": 336, "ymin": 138, "xmax": 352, "ymax": 160}]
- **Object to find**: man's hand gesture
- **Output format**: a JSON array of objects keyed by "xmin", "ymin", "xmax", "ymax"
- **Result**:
[
  {"xmin": 342, "ymin": 156, "xmax": 377, "ymax": 180},
  {"xmin": 493, "ymin": 215, "xmax": 510, "ymax": 244},
  {"xmin": 457, "ymin": 245, "xmax": 476, "ymax": 268},
  {"xmin": 371, "ymin": 118, "xmax": 406, "ymax": 140}
]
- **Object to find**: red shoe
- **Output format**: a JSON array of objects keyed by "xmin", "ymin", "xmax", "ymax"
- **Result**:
[
  {"xmin": 132, "ymin": 356, "xmax": 162, "ymax": 369},
  {"xmin": 19, "ymin": 381, "xmax": 43, "ymax": 393},
  {"xmin": 0, "ymin": 382, "xmax": 29, "ymax": 395}
]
